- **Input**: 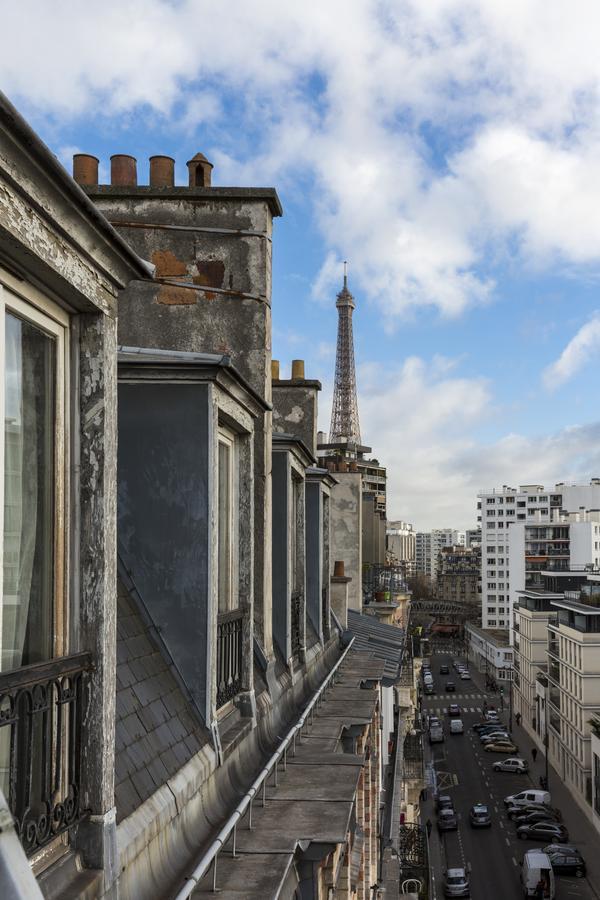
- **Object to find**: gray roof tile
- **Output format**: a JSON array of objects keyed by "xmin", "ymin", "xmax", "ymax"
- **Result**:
[{"xmin": 115, "ymin": 577, "xmax": 208, "ymax": 823}]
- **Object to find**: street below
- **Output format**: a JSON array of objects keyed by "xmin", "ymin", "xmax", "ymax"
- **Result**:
[{"xmin": 421, "ymin": 646, "xmax": 597, "ymax": 900}]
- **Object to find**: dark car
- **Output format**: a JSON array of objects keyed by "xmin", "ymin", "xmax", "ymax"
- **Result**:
[
  {"xmin": 507, "ymin": 803, "xmax": 561, "ymax": 822},
  {"xmin": 513, "ymin": 810, "xmax": 561, "ymax": 827},
  {"xmin": 446, "ymin": 681, "xmax": 456, "ymax": 692},
  {"xmin": 440, "ymin": 665, "xmax": 450, "ymax": 674},
  {"xmin": 436, "ymin": 794, "xmax": 455, "ymax": 812},
  {"xmin": 469, "ymin": 803, "xmax": 491, "ymax": 828},
  {"xmin": 472, "ymin": 723, "xmax": 503, "ymax": 734},
  {"xmin": 542, "ymin": 845, "xmax": 586, "ymax": 877},
  {"xmin": 437, "ymin": 808, "xmax": 458, "ymax": 832},
  {"xmin": 448, "ymin": 704, "xmax": 461, "ymax": 717},
  {"xmin": 517, "ymin": 822, "xmax": 569, "ymax": 842}
]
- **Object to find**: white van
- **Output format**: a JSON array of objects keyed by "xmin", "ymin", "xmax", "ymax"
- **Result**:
[
  {"xmin": 450, "ymin": 719, "xmax": 464, "ymax": 734},
  {"xmin": 520, "ymin": 849, "xmax": 555, "ymax": 898},
  {"xmin": 504, "ymin": 789, "xmax": 551, "ymax": 809}
]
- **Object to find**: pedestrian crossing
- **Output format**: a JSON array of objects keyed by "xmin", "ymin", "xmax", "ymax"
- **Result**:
[
  {"xmin": 427, "ymin": 706, "xmax": 486, "ymax": 715},
  {"xmin": 425, "ymin": 693, "xmax": 484, "ymax": 701}
]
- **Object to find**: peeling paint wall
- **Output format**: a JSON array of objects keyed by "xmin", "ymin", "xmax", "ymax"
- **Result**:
[
  {"xmin": 272, "ymin": 381, "xmax": 319, "ymax": 457},
  {"xmin": 330, "ymin": 473, "xmax": 363, "ymax": 611},
  {"xmin": 88, "ymin": 187, "xmax": 277, "ymax": 655}
]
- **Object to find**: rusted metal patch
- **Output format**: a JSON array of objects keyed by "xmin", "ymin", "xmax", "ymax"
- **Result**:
[
  {"xmin": 156, "ymin": 284, "xmax": 197, "ymax": 305},
  {"xmin": 193, "ymin": 259, "xmax": 225, "ymax": 288},
  {"xmin": 151, "ymin": 249, "xmax": 188, "ymax": 277}
]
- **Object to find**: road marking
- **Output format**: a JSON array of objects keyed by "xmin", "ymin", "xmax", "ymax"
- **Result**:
[
  {"xmin": 505, "ymin": 837, "xmax": 510, "ymax": 846},
  {"xmin": 499, "ymin": 820, "xmax": 504, "ymax": 829},
  {"xmin": 512, "ymin": 856, "xmax": 517, "ymax": 866}
]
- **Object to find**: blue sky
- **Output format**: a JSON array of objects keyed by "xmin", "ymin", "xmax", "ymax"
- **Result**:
[{"xmin": 6, "ymin": 0, "xmax": 600, "ymax": 529}]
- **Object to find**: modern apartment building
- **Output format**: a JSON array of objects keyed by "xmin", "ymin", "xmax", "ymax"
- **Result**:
[
  {"xmin": 466, "ymin": 527, "xmax": 482, "ymax": 548},
  {"xmin": 477, "ymin": 481, "xmax": 600, "ymax": 629},
  {"xmin": 387, "ymin": 520, "xmax": 416, "ymax": 571},
  {"xmin": 415, "ymin": 529, "xmax": 465, "ymax": 581}
]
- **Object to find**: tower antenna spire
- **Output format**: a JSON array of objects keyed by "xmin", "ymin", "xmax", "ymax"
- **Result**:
[{"xmin": 329, "ymin": 263, "xmax": 361, "ymax": 445}]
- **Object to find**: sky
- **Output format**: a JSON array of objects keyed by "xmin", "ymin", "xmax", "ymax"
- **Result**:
[{"xmin": 5, "ymin": 0, "xmax": 600, "ymax": 530}]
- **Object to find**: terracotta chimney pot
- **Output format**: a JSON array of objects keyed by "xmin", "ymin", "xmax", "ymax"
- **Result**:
[
  {"xmin": 110, "ymin": 154, "xmax": 137, "ymax": 186},
  {"xmin": 187, "ymin": 152, "xmax": 213, "ymax": 187},
  {"xmin": 291, "ymin": 359, "xmax": 305, "ymax": 380},
  {"xmin": 271, "ymin": 360, "xmax": 280, "ymax": 380},
  {"xmin": 334, "ymin": 560, "xmax": 345, "ymax": 578},
  {"xmin": 149, "ymin": 155, "xmax": 175, "ymax": 187},
  {"xmin": 72, "ymin": 154, "xmax": 99, "ymax": 186}
]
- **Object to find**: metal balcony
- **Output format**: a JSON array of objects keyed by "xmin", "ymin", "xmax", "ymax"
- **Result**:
[
  {"xmin": 0, "ymin": 652, "xmax": 92, "ymax": 856},
  {"xmin": 217, "ymin": 610, "xmax": 244, "ymax": 707}
]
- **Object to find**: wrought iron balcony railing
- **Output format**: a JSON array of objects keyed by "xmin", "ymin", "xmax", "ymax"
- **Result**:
[
  {"xmin": 217, "ymin": 610, "xmax": 244, "ymax": 708},
  {"xmin": 0, "ymin": 651, "xmax": 92, "ymax": 856},
  {"xmin": 291, "ymin": 591, "xmax": 303, "ymax": 655},
  {"xmin": 322, "ymin": 587, "xmax": 329, "ymax": 638}
]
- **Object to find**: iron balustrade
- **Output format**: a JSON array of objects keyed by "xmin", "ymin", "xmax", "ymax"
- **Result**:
[
  {"xmin": 216, "ymin": 610, "xmax": 244, "ymax": 708},
  {"xmin": 291, "ymin": 591, "xmax": 303, "ymax": 655},
  {"xmin": 322, "ymin": 587, "xmax": 329, "ymax": 638},
  {"xmin": 0, "ymin": 651, "xmax": 92, "ymax": 856}
]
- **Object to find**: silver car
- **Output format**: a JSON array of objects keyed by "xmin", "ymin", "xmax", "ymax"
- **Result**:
[
  {"xmin": 443, "ymin": 866, "xmax": 470, "ymax": 897},
  {"xmin": 493, "ymin": 757, "xmax": 528, "ymax": 774}
]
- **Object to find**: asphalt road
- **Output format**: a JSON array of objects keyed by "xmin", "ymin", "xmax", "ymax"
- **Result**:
[{"xmin": 421, "ymin": 648, "xmax": 595, "ymax": 900}]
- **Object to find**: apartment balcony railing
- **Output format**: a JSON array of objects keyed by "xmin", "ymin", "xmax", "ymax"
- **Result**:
[
  {"xmin": 217, "ymin": 610, "xmax": 244, "ymax": 708},
  {"xmin": 291, "ymin": 591, "xmax": 303, "ymax": 656},
  {"xmin": 403, "ymin": 731, "xmax": 423, "ymax": 781},
  {"xmin": 0, "ymin": 651, "xmax": 92, "ymax": 857},
  {"xmin": 548, "ymin": 638, "xmax": 559, "ymax": 658},
  {"xmin": 322, "ymin": 587, "xmax": 329, "ymax": 638}
]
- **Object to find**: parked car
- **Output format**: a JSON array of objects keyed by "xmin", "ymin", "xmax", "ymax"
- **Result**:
[
  {"xmin": 484, "ymin": 740, "xmax": 519, "ymax": 753},
  {"xmin": 473, "ymin": 723, "xmax": 503, "ymax": 734},
  {"xmin": 436, "ymin": 794, "xmax": 455, "ymax": 812},
  {"xmin": 517, "ymin": 822, "xmax": 569, "ymax": 843},
  {"xmin": 450, "ymin": 718, "xmax": 464, "ymax": 734},
  {"xmin": 514, "ymin": 810, "xmax": 561, "ymax": 827},
  {"xmin": 460, "ymin": 671, "xmax": 471, "ymax": 680},
  {"xmin": 446, "ymin": 682, "xmax": 456, "ymax": 692},
  {"xmin": 542, "ymin": 845, "xmax": 586, "ymax": 877},
  {"xmin": 448, "ymin": 704, "xmax": 461, "ymax": 717},
  {"xmin": 438, "ymin": 808, "xmax": 458, "ymax": 832},
  {"xmin": 504, "ymin": 790, "xmax": 552, "ymax": 809},
  {"xmin": 484, "ymin": 710, "xmax": 500, "ymax": 721},
  {"xmin": 469, "ymin": 803, "xmax": 491, "ymax": 827},
  {"xmin": 493, "ymin": 758, "xmax": 528, "ymax": 774},
  {"xmin": 440, "ymin": 665, "xmax": 449, "ymax": 674},
  {"xmin": 443, "ymin": 866, "xmax": 470, "ymax": 898},
  {"xmin": 480, "ymin": 731, "xmax": 510, "ymax": 743},
  {"xmin": 507, "ymin": 804, "xmax": 561, "ymax": 822}
]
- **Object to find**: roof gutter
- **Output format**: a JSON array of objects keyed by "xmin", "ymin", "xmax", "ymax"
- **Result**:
[{"xmin": 172, "ymin": 636, "xmax": 355, "ymax": 899}]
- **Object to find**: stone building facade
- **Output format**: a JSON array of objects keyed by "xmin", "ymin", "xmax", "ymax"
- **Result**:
[{"xmin": 0, "ymin": 98, "xmax": 409, "ymax": 899}]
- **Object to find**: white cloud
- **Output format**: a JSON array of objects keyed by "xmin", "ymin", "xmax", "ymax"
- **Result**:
[
  {"xmin": 543, "ymin": 314, "xmax": 600, "ymax": 389},
  {"xmin": 7, "ymin": 2, "xmax": 600, "ymax": 318},
  {"xmin": 316, "ymin": 355, "xmax": 600, "ymax": 529}
]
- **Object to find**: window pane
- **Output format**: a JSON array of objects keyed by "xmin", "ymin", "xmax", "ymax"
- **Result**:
[
  {"xmin": 3, "ymin": 312, "xmax": 55, "ymax": 671},
  {"xmin": 218, "ymin": 440, "xmax": 231, "ymax": 612}
]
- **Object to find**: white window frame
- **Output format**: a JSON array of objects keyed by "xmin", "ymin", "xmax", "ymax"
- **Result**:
[
  {"xmin": 0, "ymin": 274, "xmax": 70, "ymax": 665},
  {"xmin": 217, "ymin": 425, "xmax": 239, "ymax": 614}
]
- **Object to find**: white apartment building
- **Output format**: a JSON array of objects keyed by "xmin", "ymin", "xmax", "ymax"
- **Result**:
[
  {"xmin": 415, "ymin": 529, "xmax": 465, "ymax": 581},
  {"xmin": 386, "ymin": 520, "xmax": 416, "ymax": 570},
  {"xmin": 477, "ymin": 480, "xmax": 600, "ymax": 630},
  {"xmin": 466, "ymin": 528, "xmax": 481, "ymax": 548}
]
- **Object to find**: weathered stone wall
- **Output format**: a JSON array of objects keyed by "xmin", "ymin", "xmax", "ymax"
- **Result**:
[
  {"xmin": 272, "ymin": 379, "xmax": 320, "ymax": 457},
  {"xmin": 330, "ymin": 473, "xmax": 363, "ymax": 611},
  {"xmin": 88, "ymin": 185, "xmax": 280, "ymax": 656}
]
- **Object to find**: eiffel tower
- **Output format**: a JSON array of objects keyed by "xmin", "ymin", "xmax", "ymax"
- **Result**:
[{"xmin": 329, "ymin": 263, "xmax": 361, "ymax": 445}]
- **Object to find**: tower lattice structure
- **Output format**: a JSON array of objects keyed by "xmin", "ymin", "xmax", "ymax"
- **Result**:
[{"xmin": 329, "ymin": 267, "xmax": 362, "ymax": 445}]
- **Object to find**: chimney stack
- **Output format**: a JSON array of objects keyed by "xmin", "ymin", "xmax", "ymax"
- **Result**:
[
  {"xmin": 187, "ymin": 152, "xmax": 213, "ymax": 187},
  {"xmin": 110, "ymin": 154, "xmax": 137, "ymax": 186},
  {"xmin": 271, "ymin": 359, "xmax": 280, "ymax": 380},
  {"xmin": 149, "ymin": 155, "xmax": 175, "ymax": 187},
  {"xmin": 72, "ymin": 154, "xmax": 99, "ymax": 186}
]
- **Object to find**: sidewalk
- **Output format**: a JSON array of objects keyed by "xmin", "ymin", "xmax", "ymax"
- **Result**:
[{"xmin": 471, "ymin": 667, "xmax": 600, "ymax": 899}]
